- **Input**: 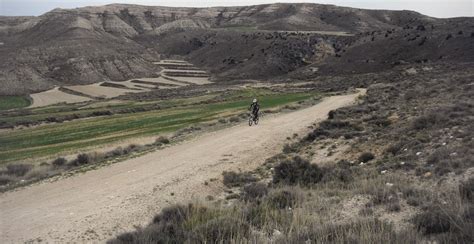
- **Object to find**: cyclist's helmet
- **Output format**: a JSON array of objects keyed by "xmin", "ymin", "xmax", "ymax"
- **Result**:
[{"xmin": 253, "ymin": 98, "xmax": 257, "ymax": 103}]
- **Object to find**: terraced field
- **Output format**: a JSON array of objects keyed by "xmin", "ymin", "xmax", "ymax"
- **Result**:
[
  {"xmin": 29, "ymin": 87, "xmax": 92, "ymax": 107},
  {"xmin": 28, "ymin": 60, "xmax": 211, "ymax": 108},
  {"xmin": 0, "ymin": 88, "xmax": 318, "ymax": 163}
]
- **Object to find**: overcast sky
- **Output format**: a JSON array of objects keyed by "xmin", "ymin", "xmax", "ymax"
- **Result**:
[{"xmin": 1, "ymin": 0, "xmax": 472, "ymax": 18}]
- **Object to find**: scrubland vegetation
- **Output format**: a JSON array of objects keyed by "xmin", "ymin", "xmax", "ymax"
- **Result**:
[{"xmin": 109, "ymin": 63, "xmax": 473, "ymax": 243}]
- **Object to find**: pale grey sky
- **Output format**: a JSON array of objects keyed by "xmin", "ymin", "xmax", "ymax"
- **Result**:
[{"xmin": 0, "ymin": 0, "xmax": 472, "ymax": 18}]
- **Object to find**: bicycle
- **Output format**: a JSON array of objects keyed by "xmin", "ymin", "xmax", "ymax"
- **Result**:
[{"xmin": 248, "ymin": 112, "xmax": 259, "ymax": 126}]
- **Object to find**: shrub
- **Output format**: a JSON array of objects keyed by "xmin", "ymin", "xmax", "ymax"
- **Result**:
[
  {"xmin": 267, "ymin": 189, "xmax": 300, "ymax": 209},
  {"xmin": 24, "ymin": 166, "xmax": 51, "ymax": 180},
  {"xmin": 386, "ymin": 142, "xmax": 403, "ymax": 155},
  {"xmin": 273, "ymin": 156, "xmax": 324, "ymax": 186},
  {"xmin": 402, "ymin": 187, "xmax": 430, "ymax": 207},
  {"xmin": 91, "ymin": 110, "xmax": 113, "ymax": 116},
  {"xmin": 0, "ymin": 174, "xmax": 16, "ymax": 186},
  {"xmin": 321, "ymin": 166, "xmax": 353, "ymax": 183},
  {"xmin": 320, "ymin": 120, "xmax": 351, "ymax": 129},
  {"xmin": 427, "ymin": 148, "xmax": 450, "ymax": 164},
  {"xmin": 370, "ymin": 187, "xmax": 399, "ymax": 210},
  {"xmin": 413, "ymin": 206, "xmax": 452, "ymax": 234},
  {"xmin": 459, "ymin": 178, "xmax": 474, "ymax": 202},
  {"xmin": 242, "ymin": 182, "xmax": 268, "ymax": 201},
  {"xmin": 45, "ymin": 117, "xmax": 58, "ymax": 123},
  {"xmin": 371, "ymin": 118, "xmax": 391, "ymax": 127},
  {"xmin": 328, "ymin": 110, "xmax": 336, "ymax": 119},
  {"xmin": 108, "ymin": 147, "xmax": 124, "ymax": 157},
  {"xmin": 358, "ymin": 152, "xmax": 375, "ymax": 163},
  {"xmin": 304, "ymin": 128, "xmax": 330, "ymax": 141},
  {"xmin": 110, "ymin": 232, "xmax": 136, "ymax": 244},
  {"xmin": 109, "ymin": 204, "xmax": 249, "ymax": 244},
  {"xmin": 229, "ymin": 116, "xmax": 240, "ymax": 123},
  {"xmin": 386, "ymin": 199, "xmax": 401, "ymax": 212},
  {"xmin": 6, "ymin": 164, "xmax": 33, "ymax": 176},
  {"xmin": 412, "ymin": 112, "xmax": 448, "ymax": 130},
  {"xmin": 282, "ymin": 143, "xmax": 299, "ymax": 154},
  {"xmin": 222, "ymin": 171, "xmax": 257, "ymax": 187},
  {"xmin": 76, "ymin": 153, "xmax": 91, "ymax": 165},
  {"xmin": 123, "ymin": 144, "xmax": 143, "ymax": 154},
  {"xmin": 152, "ymin": 204, "xmax": 190, "ymax": 224},
  {"xmin": 155, "ymin": 136, "xmax": 170, "ymax": 145},
  {"xmin": 52, "ymin": 157, "xmax": 67, "ymax": 167},
  {"xmin": 110, "ymin": 204, "xmax": 192, "ymax": 244}
]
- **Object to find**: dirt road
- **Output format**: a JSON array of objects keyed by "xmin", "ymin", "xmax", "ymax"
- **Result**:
[{"xmin": 0, "ymin": 90, "xmax": 364, "ymax": 243}]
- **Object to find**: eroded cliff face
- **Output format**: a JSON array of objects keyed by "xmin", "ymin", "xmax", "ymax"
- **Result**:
[
  {"xmin": 27, "ymin": 3, "xmax": 434, "ymax": 36},
  {"xmin": 1, "ymin": 3, "xmax": 473, "ymax": 95}
]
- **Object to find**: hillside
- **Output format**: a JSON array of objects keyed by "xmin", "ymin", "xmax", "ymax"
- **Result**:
[
  {"xmin": 2, "ymin": 3, "xmax": 473, "ymax": 95},
  {"xmin": 0, "ymin": 2, "xmax": 473, "ymax": 243}
]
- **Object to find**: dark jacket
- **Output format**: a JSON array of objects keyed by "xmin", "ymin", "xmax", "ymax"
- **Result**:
[{"xmin": 249, "ymin": 102, "xmax": 260, "ymax": 115}]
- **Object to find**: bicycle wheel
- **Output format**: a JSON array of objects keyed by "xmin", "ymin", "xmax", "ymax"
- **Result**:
[
  {"xmin": 254, "ymin": 116, "xmax": 259, "ymax": 125},
  {"xmin": 248, "ymin": 116, "xmax": 253, "ymax": 126}
]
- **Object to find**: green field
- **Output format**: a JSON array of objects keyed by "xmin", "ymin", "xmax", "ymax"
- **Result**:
[
  {"xmin": 0, "ymin": 89, "xmax": 318, "ymax": 163},
  {"xmin": 0, "ymin": 96, "xmax": 31, "ymax": 111}
]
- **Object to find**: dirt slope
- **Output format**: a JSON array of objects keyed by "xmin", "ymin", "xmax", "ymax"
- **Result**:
[{"xmin": 0, "ymin": 90, "xmax": 364, "ymax": 243}]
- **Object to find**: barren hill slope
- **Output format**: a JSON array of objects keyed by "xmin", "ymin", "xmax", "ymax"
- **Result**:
[{"xmin": 1, "ymin": 3, "xmax": 473, "ymax": 95}]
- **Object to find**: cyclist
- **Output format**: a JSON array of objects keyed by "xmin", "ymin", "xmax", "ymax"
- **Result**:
[{"xmin": 249, "ymin": 98, "xmax": 260, "ymax": 121}]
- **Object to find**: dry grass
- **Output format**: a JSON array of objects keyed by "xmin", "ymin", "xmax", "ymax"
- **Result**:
[
  {"xmin": 223, "ymin": 171, "xmax": 258, "ymax": 187},
  {"xmin": 112, "ymin": 64, "xmax": 473, "ymax": 243},
  {"xmin": 0, "ymin": 141, "xmax": 153, "ymax": 191}
]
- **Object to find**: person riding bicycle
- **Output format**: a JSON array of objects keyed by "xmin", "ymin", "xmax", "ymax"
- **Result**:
[{"xmin": 249, "ymin": 98, "xmax": 260, "ymax": 120}]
